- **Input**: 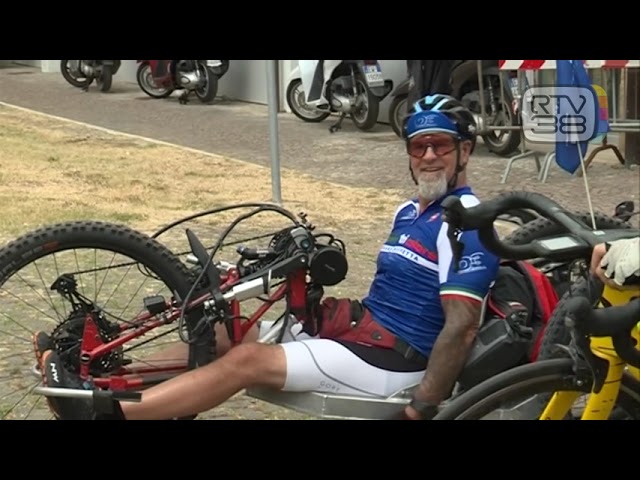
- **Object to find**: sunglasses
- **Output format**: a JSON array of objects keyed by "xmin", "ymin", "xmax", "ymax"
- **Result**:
[{"xmin": 407, "ymin": 134, "xmax": 459, "ymax": 158}]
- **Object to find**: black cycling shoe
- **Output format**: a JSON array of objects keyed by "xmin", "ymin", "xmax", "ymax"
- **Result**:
[{"xmin": 41, "ymin": 350, "xmax": 125, "ymax": 420}]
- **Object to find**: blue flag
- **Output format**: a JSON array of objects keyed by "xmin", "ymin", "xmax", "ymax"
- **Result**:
[{"xmin": 554, "ymin": 60, "xmax": 601, "ymax": 174}]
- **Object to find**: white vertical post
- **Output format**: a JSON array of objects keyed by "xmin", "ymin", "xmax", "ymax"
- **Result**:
[{"xmin": 266, "ymin": 60, "xmax": 282, "ymax": 205}]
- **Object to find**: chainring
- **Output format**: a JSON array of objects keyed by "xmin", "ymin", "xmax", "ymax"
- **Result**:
[{"xmin": 50, "ymin": 310, "xmax": 124, "ymax": 376}]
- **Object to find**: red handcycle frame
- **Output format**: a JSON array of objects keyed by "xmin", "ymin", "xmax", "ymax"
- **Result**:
[{"xmin": 79, "ymin": 259, "xmax": 311, "ymax": 391}]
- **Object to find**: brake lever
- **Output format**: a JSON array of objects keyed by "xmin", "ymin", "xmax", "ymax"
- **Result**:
[
  {"xmin": 441, "ymin": 198, "xmax": 467, "ymax": 272},
  {"xmin": 564, "ymin": 312, "xmax": 610, "ymax": 394},
  {"xmin": 447, "ymin": 224, "xmax": 465, "ymax": 273}
]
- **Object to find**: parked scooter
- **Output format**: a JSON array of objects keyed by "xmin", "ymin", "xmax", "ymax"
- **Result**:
[
  {"xmin": 285, "ymin": 60, "xmax": 393, "ymax": 133},
  {"xmin": 136, "ymin": 60, "xmax": 229, "ymax": 105},
  {"xmin": 389, "ymin": 60, "xmax": 522, "ymax": 156},
  {"xmin": 60, "ymin": 60, "xmax": 121, "ymax": 93}
]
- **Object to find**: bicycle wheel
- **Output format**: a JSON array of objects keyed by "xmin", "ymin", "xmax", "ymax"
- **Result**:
[
  {"xmin": 0, "ymin": 221, "xmax": 214, "ymax": 420},
  {"xmin": 503, "ymin": 211, "xmax": 632, "ymax": 299},
  {"xmin": 432, "ymin": 358, "xmax": 640, "ymax": 420}
]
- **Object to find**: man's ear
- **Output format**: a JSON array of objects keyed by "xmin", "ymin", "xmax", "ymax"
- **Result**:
[
  {"xmin": 458, "ymin": 140, "xmax": 472, "ymax": 167},
  {"xmin": 461, "ymin": 140, "xmax": 473, "ymax": 156}
]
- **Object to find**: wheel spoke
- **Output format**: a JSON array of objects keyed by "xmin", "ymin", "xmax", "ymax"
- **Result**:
[{"xmin": 0, "ymin": 221, "xmax": 199, "ymax": 419}]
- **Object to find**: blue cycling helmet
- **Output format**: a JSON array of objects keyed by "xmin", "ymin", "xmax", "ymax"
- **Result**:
[
  {"xmin": 403, "ymin": 94, "xmax": 477, "ymax": 150},
  {"xmin": 403, "ymin": 94, "xmax": 477, "ymax": 187}
]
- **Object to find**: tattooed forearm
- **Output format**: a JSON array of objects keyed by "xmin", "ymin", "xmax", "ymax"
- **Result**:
[{"xmin": 413, "ymin": 298, "xmax": 482, "ymax": 405}]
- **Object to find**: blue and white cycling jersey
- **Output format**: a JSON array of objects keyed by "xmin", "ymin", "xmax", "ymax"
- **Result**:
[{"xmin": 362, "ymin": 186, "xmax": 500, "ymax": 358}]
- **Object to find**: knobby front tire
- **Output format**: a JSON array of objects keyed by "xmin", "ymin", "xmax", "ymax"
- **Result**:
[
  {"xmin": 0, "ymin": 221, "xmax": 214, "ymax": 419},
  {"xmin": 432, "ymin": 358, "xmax": 640, "ymax": 420}
]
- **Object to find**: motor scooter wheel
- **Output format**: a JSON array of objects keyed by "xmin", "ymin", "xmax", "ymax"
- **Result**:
[
  {"xmin": 350, "ymin": 76, "xmax": 379, "ymax": 132},
  {"xmin": 136, "ymin": 61, "xmax": 174, "ymax": 99},
  {"xmin": 389, "ymin": 94, "xmax": 408, "ymax": 138},
  {"xmin": 194, "ymin": 64, "xmax": 218, "ymax": 104},
  {"xmin": 286, "ymin": 79, "xmax": 331, "ymax": 123},
  {"xmin": 60, "ymin": 60, "xmax": 92, "ymax": 89},
  {"xmin": 96, "ymin": 65, "xmax": 113, "ymax": 93}
]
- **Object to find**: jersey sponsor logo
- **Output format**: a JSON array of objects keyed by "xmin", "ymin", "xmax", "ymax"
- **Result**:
[
  {"xmin": 457, "ymin": 252, "xmax": 488, "ymax": 274},
  {"xmin": 388, "ymin": 233, "xmax": 437, "ymax": 262},
  {"xmin": 380, "ymin": 245, "xmax": 437, "ymax": 270},
  {"xmin": 398, "ymin": 211, "xmax": 417, "ymax": 221}
]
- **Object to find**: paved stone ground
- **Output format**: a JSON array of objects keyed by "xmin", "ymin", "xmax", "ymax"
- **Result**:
[{"xmin": 0, "ymin": 64, "xmax": 638, "ymax": 420}]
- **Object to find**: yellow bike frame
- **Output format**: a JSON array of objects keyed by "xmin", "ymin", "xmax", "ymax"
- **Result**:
[{"xmin": 539, "ymin": 284, "xmax": 640, "ymax": 420}]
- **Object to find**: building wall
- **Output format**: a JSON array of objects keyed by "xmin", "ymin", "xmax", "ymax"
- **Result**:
[
  {"xmin": 12, "ymin": 60, "xmax": 42, "ymax": 68},
  {"xmin": 31, "ymin": 60, "xmax": 409, "ymax": 124},
  {"xmin": 59, "ymin": 60, "xmax": 276, "ymax": 106},
  {"xmin": 217, "ymin": 60, "xmax": 270, "ymax": 105}
]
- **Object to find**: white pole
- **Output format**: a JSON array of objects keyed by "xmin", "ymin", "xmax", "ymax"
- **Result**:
[{"xmin": 266, "ymin": 60, "xmax": 282, "ymax": 205}]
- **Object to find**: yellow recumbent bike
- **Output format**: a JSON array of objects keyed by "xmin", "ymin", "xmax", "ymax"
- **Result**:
[{"xmin": 432, "ymin": 191, "xmax": 640, "ymax": 420}]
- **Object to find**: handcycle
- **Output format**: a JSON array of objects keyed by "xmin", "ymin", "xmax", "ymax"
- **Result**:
[
  {"xmin": 0, "ymin": 199, "xmax": 634, "ymax": 420},
  {"xmin": 1, "ymin": 202, "xmax": 413, "ymax": 420},
  {"xmin": 429, "ymin": 191, "xmax": 640, "ymax": 420}
]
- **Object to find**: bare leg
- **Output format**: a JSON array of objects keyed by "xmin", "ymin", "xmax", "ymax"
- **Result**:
[{"xmin": 120, "ymin": 342, "xmax": 287, "ymax": 420}]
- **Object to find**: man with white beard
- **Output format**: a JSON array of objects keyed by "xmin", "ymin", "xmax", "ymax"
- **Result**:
[
  {"xmin": 363, "ymin": 93, "xmax": 501, "ymax": 419},
  {"xmin": 35, "ymin": 94, "xmax": 501, "ymax": 422}
]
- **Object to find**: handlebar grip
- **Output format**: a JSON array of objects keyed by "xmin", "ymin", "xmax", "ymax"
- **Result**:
[
  {"xmin": 565, "ymin": 297, "xmax": 640, "ymax": 369},
  {"xmin": 476, "ymin": 227, "xmax": 548, "ymax": 261},
  {"xmin": 237, "ymin": 246, "xmax": 277, "ymax": 261},
  {"xmin": 441, "ymin": 191, "xmax": 599, "ymax": 261},
  {"xmin": 612, "ymin": 333, "xmax": 640, "ymax": 370},
  {"xmin": 442, "ymin": 191, "xmax": 591, "ymax": 233}
]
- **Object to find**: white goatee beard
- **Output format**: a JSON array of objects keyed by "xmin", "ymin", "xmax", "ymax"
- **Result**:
[{"xmin": 417, "ymin": 172, "xmax": 448, "ymax": 203}]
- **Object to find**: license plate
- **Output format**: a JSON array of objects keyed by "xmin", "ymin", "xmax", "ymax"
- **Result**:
[
  {"xmin": 509, "ymin": 77, "xmax": 520, "ymax": 97},
  {"xmin": 363, "ymin": 64, "xmax": 384, "ymax": 87},
  {"xmin": 207, "ymin": 60, "xmax": 222, "ymax": 67}
]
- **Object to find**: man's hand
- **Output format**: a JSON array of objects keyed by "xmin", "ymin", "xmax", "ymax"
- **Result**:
[
  {"xmin": 590, "ymin": 242, "xmax": 608, "ymax": 277},
  {"xmin": 403, "ymin": 399, "xmax": 440, "ymax": 420},
  {"xmin": 591, "ymin": 238, "xmax": 640, "ymax": 289},
  {"xmin": 406, "ymin": 297, "xmax": 481, "ymax": 419}
]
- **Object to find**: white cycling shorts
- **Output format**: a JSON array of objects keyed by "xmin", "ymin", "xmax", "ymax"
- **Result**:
[{"xmin": 258, "ymin": 321, "xmax": 425, "ymax": 398}]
